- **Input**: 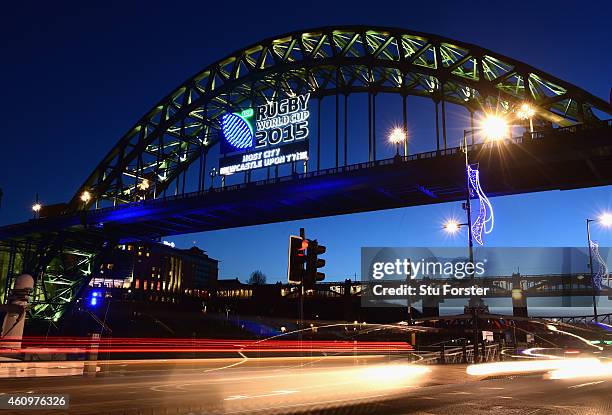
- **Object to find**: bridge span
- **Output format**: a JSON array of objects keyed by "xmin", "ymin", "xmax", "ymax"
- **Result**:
[{"xmin": 2, "ymin": 121, "xmax": 612, "ymax": 242}]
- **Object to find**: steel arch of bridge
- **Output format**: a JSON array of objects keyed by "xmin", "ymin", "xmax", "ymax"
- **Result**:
[{"xmin": 69, "ymin": 26, "xmax": 611, "ymax": 212}]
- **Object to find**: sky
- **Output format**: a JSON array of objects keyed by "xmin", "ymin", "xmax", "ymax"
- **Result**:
[{"xmin": 1, "ymin": 0, "xmax": 611, "ymax": 283}]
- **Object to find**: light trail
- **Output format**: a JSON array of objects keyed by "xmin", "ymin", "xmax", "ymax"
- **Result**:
[
  {"xmin": 545, "ymin": 324, "xmax": 604, "ymax": 351},
  {"xmin": 0, "ymin": 336, "xmax": 414, "ymax": 355},
  {"xmin": 521, "ymin": 347, "xmax": 562, "ymax": 359},
  {"xmin": 466, "ymin": 358, "xmax": 600, "ymax": 376},
  {"xmin": 546, "ymin": 360, "xmax": 612, "ymax": 380}
]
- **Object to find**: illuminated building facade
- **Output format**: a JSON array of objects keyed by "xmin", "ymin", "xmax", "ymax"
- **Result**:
[{"xmin": 88, "ymin": 242, "xmax": 218, "ymax": 303}]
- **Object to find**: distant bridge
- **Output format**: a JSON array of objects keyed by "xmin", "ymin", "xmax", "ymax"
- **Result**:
[{"xmin": 306, "ymin": 274, "xmax": 611, "ymax": 300}]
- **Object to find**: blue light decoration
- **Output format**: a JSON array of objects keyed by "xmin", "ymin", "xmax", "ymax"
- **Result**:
[
  {"xmin": 89, "ymin": 290, "xmax": 102, "ymax": 307},
  {"xmin": 467, "ymin": 164, "xmax": 494, "ymax": 245},
  {"xmin": 221, "ymin": 111, "xmax": 254, "ymax": 150},
  {"xmin": 589, "ymin": 240, "xmax": 608, "ymax": 290}
]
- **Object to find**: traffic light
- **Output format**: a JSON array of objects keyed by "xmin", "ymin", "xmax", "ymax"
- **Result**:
[
  {"xmin": 288, "ymin": 235, "xmax": 308, "ymax": 284},
  {"xmin": 305, "ymin": 239, "xmax": 326, "ymax": 286}
]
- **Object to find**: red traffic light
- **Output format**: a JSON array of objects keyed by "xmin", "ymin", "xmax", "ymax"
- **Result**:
[{"xmin": 298, "ymin": 239, "xmax": 309, "ymax": 256}]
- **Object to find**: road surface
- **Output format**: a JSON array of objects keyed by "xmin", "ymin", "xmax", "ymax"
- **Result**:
[{"xmin": 0, "ymin": 355, "xmax": 609, "ymax": 414}]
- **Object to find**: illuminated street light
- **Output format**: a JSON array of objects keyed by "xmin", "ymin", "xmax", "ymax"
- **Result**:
[
  {"xmin": 480, "ymin": 113, "xmax": 510, "ymax": 142},
  {"xmin": 80, "ymin": 190, "xmax": 91, "ymax": 203},
  {"xmin": 31, "ymin": 192, "xmax": 42, "ymax": 219},
  {"xmin": 599, "ymin": 212, "xmax": 612, "ymax": 227},
  {"xmin": 388, "ymin": 127, "xmax": 407, "ymax": 156},
  {"xmin": 137, "ymin": 178, "xmax": 150, "ymax": 191},
  {"xmin": 460, "ymin": 120, "xmax": 502, "ymax": 362},
  {"xmin": 443, "ymin": 220, "xmax": 465, "ymax": 234},
  {"xmin": 517, "ymin": 103, "xmax": 536, "ymax": 133},
  {"xmin": 517, "ymin": 103, "xmax": 535, "ymax": 120},
  {"xmin": 586, "ymin": 211, "xmax": 612, "ymax": 319}
]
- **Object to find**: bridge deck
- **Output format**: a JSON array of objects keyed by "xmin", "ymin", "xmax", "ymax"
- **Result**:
[{"xmin": 1, "ymin": 122, "xmax": 611, "ymax": 244}]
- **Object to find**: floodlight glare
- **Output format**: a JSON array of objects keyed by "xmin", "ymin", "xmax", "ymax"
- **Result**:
[{"xmin": 480, "ymin": 114, "xmax": 510, "ymax": 141}]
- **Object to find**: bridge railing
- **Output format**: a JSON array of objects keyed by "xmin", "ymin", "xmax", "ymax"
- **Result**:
[
  {"xmin": 108, "ymin": 118, "xmax": 612, "ymax": 207},
  {"xmin": 413, "ymin": 344, "xmax": 500, "ymax": 364},
  {"xmin": 542, "ymin": 313, "xmax": 612, "ymax": 324}
]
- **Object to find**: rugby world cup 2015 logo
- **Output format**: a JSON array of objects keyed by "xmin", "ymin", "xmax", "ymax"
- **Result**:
[{"xmin": 221, "ymin": 108, "xmax": 254, "ymax": 150}]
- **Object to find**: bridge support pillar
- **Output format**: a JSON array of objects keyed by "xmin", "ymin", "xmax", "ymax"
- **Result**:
[
  {"xmin": 421, "ymin": 295, "xmax": 441, "ymax": 317},
  {"xmin": 511, "ymin": 273, "xmax": 528, "ymax": 318},
  {"xmin": 1, "ymin": 274, "xmax": 34, "ymax": 351},
  {"xmin": 512, "ymin": 290, "xmax": 528, "ymax": 317}
]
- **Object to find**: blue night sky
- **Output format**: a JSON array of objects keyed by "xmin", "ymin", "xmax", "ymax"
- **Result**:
[{"xmin": 1, "ymin": 1, "xmax": 611, "ymax": 282}]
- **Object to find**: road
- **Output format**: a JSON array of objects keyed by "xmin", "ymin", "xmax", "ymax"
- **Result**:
[{"xmin": 0, "ymin": 355, "xmax": 610, "ymax": 414}]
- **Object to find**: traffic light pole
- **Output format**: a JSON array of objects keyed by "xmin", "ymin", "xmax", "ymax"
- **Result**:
[
  {"xmin": 298, "ymin": 228, "xmax": 305, "ymax": 347},
  {"xmin": 288, "ymin": 227, "xmax": 325, "ymax": 351}
]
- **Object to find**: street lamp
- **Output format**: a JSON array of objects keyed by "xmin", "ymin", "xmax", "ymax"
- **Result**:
[
  {"xmin": 80, "ymin": 190, "xmax": 91, "ymax": 203},
  {"xmin": 600, "ymin": 212, "xmax": 612, "ymax": 227},
  {"xmin": 31, "ymin": 192, "xmax": 42, "ymax": 218},
  {"xmin": 517, "ymin": 103, "xmax": 536, "ymax": 133},
  {"xmin": 459, "ymin": 113, "xmax": 508, "ymax": 363},
  {"xmin": 137, "ymin": 178, "xmax": 150, "ymax": 191},
  {"xmin": 460, "ymin": 113, "xmax": 509, "ymax": 259},
  {"xmin": 388, "ymin": 127, "xmax": 407, "ymax": 156},
  {"xmin": 480, "ymin": 114, "xmax": 510, "ymax": 142},
  {"xmin": 443, "ymin": 220, "xmax": 467, "ymax": 234},
  {"xmin": 586, "ymin": 212, "xmax": 612, "ymax": 319},
  {"xmin": 31, "ymin": 202, "xmax": 42, "ymax": 217}
]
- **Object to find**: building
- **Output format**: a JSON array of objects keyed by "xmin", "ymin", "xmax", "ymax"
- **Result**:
[
  {"xmin": 88, "ymin": 242, "xmax": 218, "ymax": 303},
  {"xmin": 211, "ymin": 279, "xmax": 409, "ymax": 323}
]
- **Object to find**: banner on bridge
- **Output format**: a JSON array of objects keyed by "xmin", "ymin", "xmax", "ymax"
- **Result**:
[{"xmin": 219, "ymin": 93, "xmax": 310, "ymax": 175}]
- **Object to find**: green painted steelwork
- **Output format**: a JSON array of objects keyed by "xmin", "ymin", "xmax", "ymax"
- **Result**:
[{"xmin": 67, "ymin": 26, "xmax": 611, "ymax": 212}]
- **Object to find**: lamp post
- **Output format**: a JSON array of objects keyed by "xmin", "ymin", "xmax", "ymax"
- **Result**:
[
  {"xmin": 388, "ymin": 128, "xmax": 407, "ymax": 157},
  {"xmin": 32, "ymin": 193, "xmax": 42, "ymax": 219},
  {"xmin": 586, "ymin": 213, "xmax": 612, "ymax": 320},
  {"xmin": 209, "ymin": 168, "xmax": 217, "ymax": 189},
  {"xmin": 517, "ymin": 103, "xmax": 536, "ymax": 134},
  {"xmin": 460, "ymin": 113, "xmax": 510, "ymax": 262},
  {"xmin": 80, "ymin": 190, "xmax": 92, "ymax": 209},
  {"xmin": 458, "ymin": 113, "xmax": 509, "ymax": 362},
  {"xmin": 461, "ymin": 130, "xmax": 475, "ymax": 266},
  {"xmin": 445, "ymin": 216, "xmax": 480, "ymax": 361}
]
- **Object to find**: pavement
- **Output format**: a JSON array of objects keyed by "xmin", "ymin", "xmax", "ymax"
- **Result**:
[{"xmin": 0, "ymin": 355, "xmax": 609, "ymax": 414}]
